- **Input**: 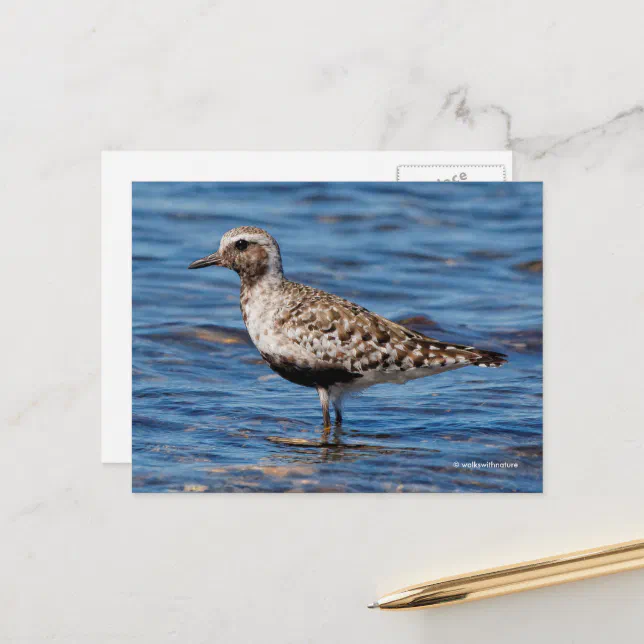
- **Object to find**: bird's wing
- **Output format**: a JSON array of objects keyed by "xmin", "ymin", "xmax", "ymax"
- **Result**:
[{"xmin": 276, "ymin": 283, "xmax": 507, "ymax": 375}]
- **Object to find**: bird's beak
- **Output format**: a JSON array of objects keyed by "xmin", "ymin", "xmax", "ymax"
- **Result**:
[{"xmin": 188, "ymin": 252, "xmax": 223, "ymax": 269}]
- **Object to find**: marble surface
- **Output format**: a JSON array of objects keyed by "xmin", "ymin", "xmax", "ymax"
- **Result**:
[{"xmin": 2, "ymin": 1, "xmax": 644, "ymax": 642}]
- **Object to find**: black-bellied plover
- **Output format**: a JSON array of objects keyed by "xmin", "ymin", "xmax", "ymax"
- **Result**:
[{"xmin": 189, "ymin": 226, "xmax": 507, "ymax": 427}]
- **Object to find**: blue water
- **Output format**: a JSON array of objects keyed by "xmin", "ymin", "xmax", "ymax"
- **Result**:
[{"xmin": 132, "ymin": 182, "xmax": 542, "ymax": 493}]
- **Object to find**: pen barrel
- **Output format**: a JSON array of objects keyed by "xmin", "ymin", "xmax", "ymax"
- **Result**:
[{"xmin": 378, "ymin": 539, "xmax": 644, "ymax": 610}]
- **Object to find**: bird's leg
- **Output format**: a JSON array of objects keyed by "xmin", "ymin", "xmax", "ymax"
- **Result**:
[
  {"xmin": 329, "ymin": 388, "xmax": 343, "ymax": 425},
  {"xmin": 316, "ymin": 386, "xmax": 331, "ymax": 429}
]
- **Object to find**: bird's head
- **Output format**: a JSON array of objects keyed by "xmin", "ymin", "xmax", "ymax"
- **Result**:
[{"xmin": 188, "ymin": 226, "xmax": 283, "ymax": 283}]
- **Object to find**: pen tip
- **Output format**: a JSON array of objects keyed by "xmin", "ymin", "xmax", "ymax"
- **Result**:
[{"xmin": 367, "ymin": 601, "xmax": 379, "ymax": 609}]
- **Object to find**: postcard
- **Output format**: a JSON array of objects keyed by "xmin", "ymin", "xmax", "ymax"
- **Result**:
[
  {"xmin": 103, "ymin": 151, "xmax": 513, "ymax": 464},
  {"xmin": 129, "ymin": 180, "xmax": 542, "ymax": 493}
]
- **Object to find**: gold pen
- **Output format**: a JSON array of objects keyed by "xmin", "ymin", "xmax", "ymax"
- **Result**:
[{"xmin": 369, "ymin": 538, "xmax": 644, "ymax": 611}]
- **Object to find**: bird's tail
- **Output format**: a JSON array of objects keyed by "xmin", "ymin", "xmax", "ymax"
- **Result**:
[{"xmin": 470, "ymin": 348, "xmax": 508, "ymax": 368}]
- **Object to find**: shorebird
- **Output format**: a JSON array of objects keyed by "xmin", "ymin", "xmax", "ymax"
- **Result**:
[{"xmin": 189, "ymin": 226, "xmax": 507, "ymax": 428}]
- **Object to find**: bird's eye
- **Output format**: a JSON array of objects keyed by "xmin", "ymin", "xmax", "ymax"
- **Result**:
[{"xmin": 235, "ymin": 239, "xmax": 249, "ymax": 251}]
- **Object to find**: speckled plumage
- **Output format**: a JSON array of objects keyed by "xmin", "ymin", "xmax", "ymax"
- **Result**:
[{"xmin": 189, "ymin": 226, "xmax": 507, "ymax": 427}]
